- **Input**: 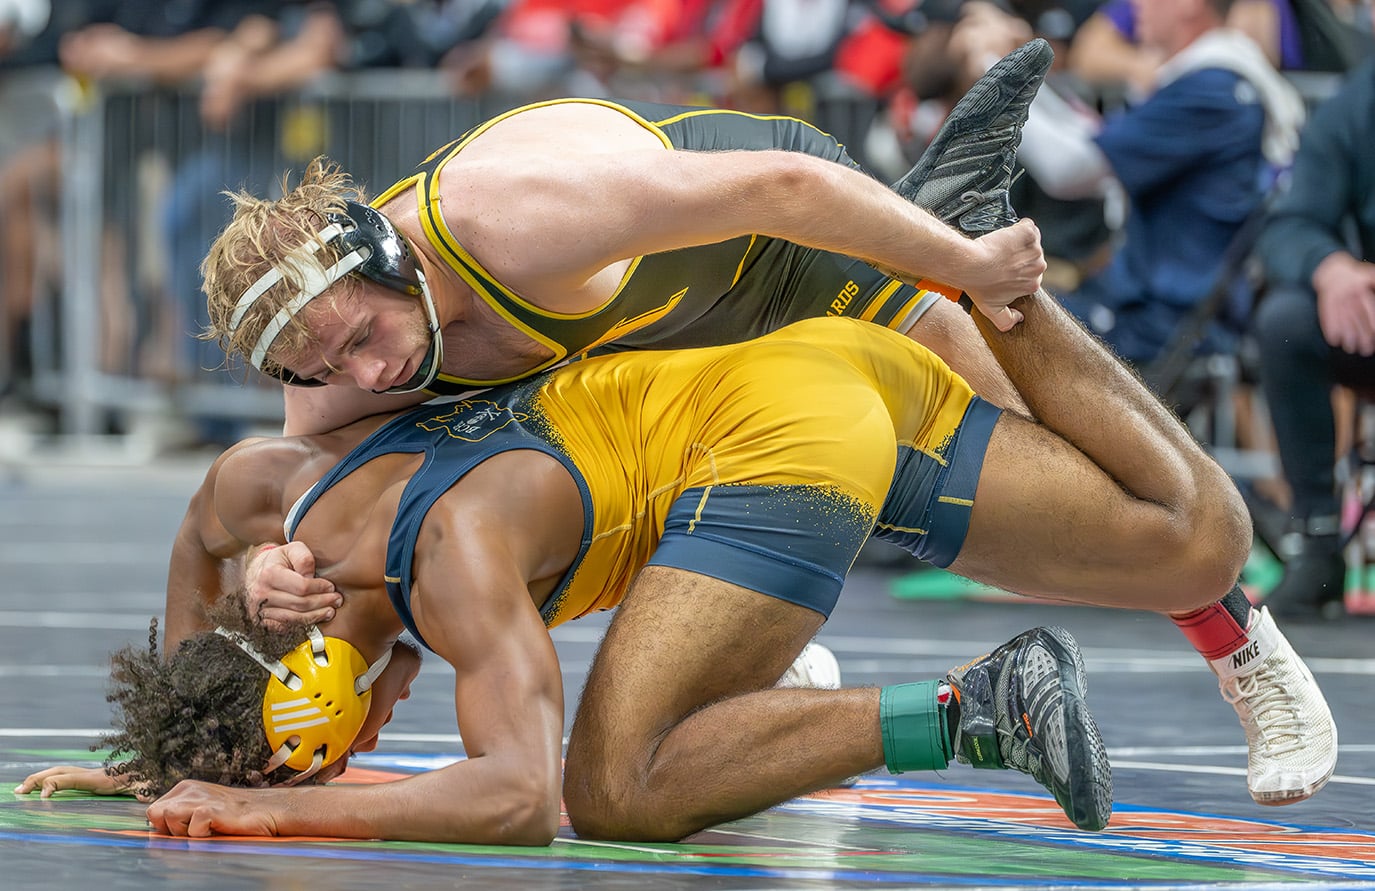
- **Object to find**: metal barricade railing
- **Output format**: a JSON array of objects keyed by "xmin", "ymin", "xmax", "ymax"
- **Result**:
[
  {"xmin": 38, "ymin": 71, "xmax": 514, "ymax": 439},
  {"xmin": 0, "ymin": 68, "xmax": 66, "ymax": 424},
  {"xmin": 29, "ymin": 71, "xmax": 880, "ymax": 444}
]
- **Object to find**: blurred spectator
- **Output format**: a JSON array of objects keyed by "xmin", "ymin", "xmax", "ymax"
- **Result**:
[
  {"xmin": 1069, "ymin": 0, "xmax": 1373, "ymax": 104},
  {"xmin": 868, "ymin": 3, "xmax": 1110, "ymax": 286},
  {"xmin": 0, "ymin": 0, "xmax": 47, "ymax": 58},
  {"xmin": 1287, "ymin": 0, "xmax": 1375, "ymax": 73},
  {"xmin": 942, "ymin": 2, "xmax": 1111, "ymax": 289},
  {"xmin": 161, "ymin": 3, "xmax": 346, "ymax": 446},
  {"xmin": 443, "ymin": 0, "xmax": 915, "ymax": 112},
  {"xmin": 0, "ymin": 1, "xmax": 250, "ymax": 420},
  {"xmin": 442, "ymin": 0, "xmax": 687, "ymax": 98},
  {"xmin": 1070, "ymin": 0, "xmax": 1302, "ymax": 101},
  {"xmin": 1251, "ymin": 29, "xmax": 1375, "ymax": 619},
  {"xmin": 0, "ymin": 0, "xmax": 52, "ymax": 405},
  {"xmin": 1008, "ymin": 0, "xmax": 1305, "ymax": 369}
]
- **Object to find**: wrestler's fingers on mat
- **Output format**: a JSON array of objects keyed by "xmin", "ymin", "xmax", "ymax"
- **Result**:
[{"xmin": 15, "ymin": 766, "xmax": 95, "ymax": 797}]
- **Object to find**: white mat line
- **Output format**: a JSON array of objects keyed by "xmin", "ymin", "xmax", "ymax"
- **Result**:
[
  {"xmin": 1111, "ymin": 759, "xmax": 1375, "ymax": 786},
  {"xmin": 1, "ymin": 614, "xmax": 1372, "ymax": 676},
  {"xmin": 1109, "ymin": 744, "xmax": 1375, "ymax": 756}
]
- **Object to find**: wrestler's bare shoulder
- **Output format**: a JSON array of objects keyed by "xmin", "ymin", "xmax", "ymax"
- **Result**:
[
  {"xmin": 460, "ymin": 102, "xmax": 667, "ymax": 161},
  {"xmin": 220, "ymin": 417, "xmax": 391, "ymax": 492},
  {"xmin": 426, "ymin": 103, "xmax": 667, "ymax": 208}
]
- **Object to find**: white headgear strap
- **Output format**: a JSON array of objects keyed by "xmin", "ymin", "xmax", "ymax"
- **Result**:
[
  {"xmin": 227, "ymin": 222, "xmax": 375, "ymax": 373},
  {"xmin": 228, "ymin": 223, "xmax": 342, "ymax": 331}
]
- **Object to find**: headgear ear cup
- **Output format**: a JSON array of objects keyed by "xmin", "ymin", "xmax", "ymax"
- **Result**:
[
  {"xmin": 214, "ymin": 626, "xmax": 393, "ymax": 779},
  {"xmin": 266, "ymin": 635, "xmax": 374, "ymax": 771}
]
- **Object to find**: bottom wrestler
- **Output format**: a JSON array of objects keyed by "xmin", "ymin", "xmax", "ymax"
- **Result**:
[{"xmin": 20, "ymin": 297, "xmax": 1334, "ymax": 841}]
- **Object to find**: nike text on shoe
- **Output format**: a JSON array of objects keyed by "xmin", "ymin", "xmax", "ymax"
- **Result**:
[
  {"xmin": 1209, "ymin": 607, "xmax": 1338, "ymax": 804},
  {"xmin": 892, "ymin": 37, "xmax": 1054, "ymax": 235},
  {"xmin": 947, "ymin": 625, "xmax": 1112, "ymax": 831}
]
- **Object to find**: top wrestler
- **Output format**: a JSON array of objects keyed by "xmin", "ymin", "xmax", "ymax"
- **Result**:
[{"xmin": 202, "ymin": 41, "xmax": 1057, "ymax": 439}]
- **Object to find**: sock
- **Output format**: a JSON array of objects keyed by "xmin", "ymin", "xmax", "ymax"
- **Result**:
[
  {"xmin": 938, "ymin": 681, "xmax": 960, "ymax": 750},
  {"xmin": 1170, "ymin": 583, "xmax": 1255, "ymax": 661}
]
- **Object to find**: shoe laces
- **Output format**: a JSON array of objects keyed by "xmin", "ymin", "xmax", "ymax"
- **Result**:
[
  {"xmin": 1221, "ymin": 664, "xmax": 1303, "ymax": 757},
  {"xmin": 998, "ymin": 728, "xmax": 1039, "ymax": 779}
]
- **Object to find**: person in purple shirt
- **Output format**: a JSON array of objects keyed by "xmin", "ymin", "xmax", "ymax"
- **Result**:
[{"xmin": 1096, "ymin": 0, "xmax": 1305, "ymax": 71}]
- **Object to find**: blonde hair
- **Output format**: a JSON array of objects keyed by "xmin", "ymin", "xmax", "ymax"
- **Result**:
[{"xmin": 200, "ymin": 157, "xmax": 370, "ymax": 376}]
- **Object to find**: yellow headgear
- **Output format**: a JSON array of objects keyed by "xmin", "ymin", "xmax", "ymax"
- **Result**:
[{"xmin": 215, "ymin": 625, "xmax": 393, "ymax": 783}]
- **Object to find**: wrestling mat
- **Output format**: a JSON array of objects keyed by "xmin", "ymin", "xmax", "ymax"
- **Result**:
[{"xmin": 5, "ymin": 752, "xmax": 1374, "ymax": 890}]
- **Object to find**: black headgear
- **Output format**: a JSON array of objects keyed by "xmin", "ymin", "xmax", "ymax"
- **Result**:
[{"xmin": 229, "ymin": 201, "xmax": 443, "ymax": 394}]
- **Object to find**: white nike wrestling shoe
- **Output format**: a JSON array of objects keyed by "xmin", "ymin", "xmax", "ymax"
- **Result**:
[
  {"xmin": 777, "ymin": 641, "xmax": 842, "ymax": 690},
  {"xmin": 1208, "ymin": 607, "xmax": 1338, "ymax": 804}
]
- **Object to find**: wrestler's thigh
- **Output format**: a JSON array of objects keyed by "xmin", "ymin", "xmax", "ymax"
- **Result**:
[
  {"xmin": 565, "ymin": 566, "xmax": 824, "ymax": 777},
  {"xmin": 948, "ymin": 412, "xmax": 1192, "ymax": 608}
]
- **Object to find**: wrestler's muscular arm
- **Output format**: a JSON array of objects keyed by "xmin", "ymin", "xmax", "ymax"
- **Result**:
[
  {"xmin": 283, "ymin": 385, "xmax": 427, "ymax": 438},
  {"xmin": 313, "ymin": 453, "xmax": 573, "ymax": 842},
  {"xmin": 149, "ymin": 452, "xmax": 578, "ymax": 843},
  {"xmin": 162, "ymin": 438, "xmax": 338, "ymax": 653},
  {"xmin": 162, "ymin": 441, "xmax": 270, "ymax": 651},
  {"xmin": 451, "ymin": 103, "xmax": 1043, "ymax": 329}
]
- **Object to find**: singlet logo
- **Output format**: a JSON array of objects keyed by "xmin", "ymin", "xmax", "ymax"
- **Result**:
[
  {"xmin": 416, "ymin": 399, "xmax": 528, "ymax": 442},
  {"xmin": 829, "ymin": 280, "xmax": 859, "ymax": 316}
]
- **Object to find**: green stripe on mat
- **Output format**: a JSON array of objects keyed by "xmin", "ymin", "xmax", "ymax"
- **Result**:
[{"xmin": 889, "ymin": 546, "xmax": 1288, "ymax": 602}]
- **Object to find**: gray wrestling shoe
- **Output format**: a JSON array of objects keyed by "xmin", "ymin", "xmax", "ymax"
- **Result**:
[
  {"xmin": 947, "ymin": 625, "xmax": 1113, "ymax": 832},
  {"xmin": 892, "ymin": 37, "xmax": 1054, "ymax": 235}
]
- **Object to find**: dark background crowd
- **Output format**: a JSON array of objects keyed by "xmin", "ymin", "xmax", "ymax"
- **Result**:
[{"xmin": 3, "ymin": 0, "xmax": 1375, "ymax": 620}]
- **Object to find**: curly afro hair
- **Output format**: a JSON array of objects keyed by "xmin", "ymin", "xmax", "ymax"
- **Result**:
[{"xmin": 101, "ymin": 596, "xmax": 314, "ymax": 798}]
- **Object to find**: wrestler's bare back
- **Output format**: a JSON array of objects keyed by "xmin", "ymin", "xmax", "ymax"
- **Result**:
[{"xmin": 384, "ymin": 103, "xmax": 667, "ymax": 311}]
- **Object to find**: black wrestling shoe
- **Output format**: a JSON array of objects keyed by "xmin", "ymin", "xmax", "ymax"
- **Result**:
[
  {"xmin": 1267, "ymin": 548, "xmax": 1348, "ymax": 621},
  {"xmin": 1266, "ymin": 515, "xmax": 1346, "ymax": 621},
  {"xmin": 892, "ymin": 37, "xmax": 1054, "ymax": 235},
  {"xmin": 947, "ymin": 625, "xmax": 1113, "ymax": 831}
]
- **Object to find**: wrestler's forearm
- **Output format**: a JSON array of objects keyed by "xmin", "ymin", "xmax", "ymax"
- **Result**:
[
  {"xmin": 161, "ymin": 518, "xmax": 230, "ymax": 654},
  {"xmin": 576, "ymin": 150, "xmax": 981, "ymax": 292},
  {"xmin": 739, "ymin": 152, "xmax": 982, "ymax": 286},
  {"xmin": 329, "ymin": 765, "xmax": 559, "ymax": 844},
  {"xmin": 157, "ymin": 759, "xmax": 562, "ymax": 844},
  {"xmin": 712, "ymin": 152, "xmax": 1042, "ymax": 315},
  {"xmin": 282, "ymin": 381, "xmax": 426, "ymax": 436},
  {"xmin": 161, "ymin": 468, "xmax": 258, "ymax": 653}
]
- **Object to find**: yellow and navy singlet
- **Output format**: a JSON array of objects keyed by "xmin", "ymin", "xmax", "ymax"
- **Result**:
[
  {"xmin": 285, "ymin": 319, "xmax": 1000, "ymax": 650},
  {"xmin": 371, "ymin": 98, "xmax": 945, "ymax": 393}
]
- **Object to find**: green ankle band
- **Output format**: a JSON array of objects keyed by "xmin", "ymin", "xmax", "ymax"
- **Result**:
[{"xmin": 880, "ymin": 681, "xmax": 952, "ymax": 773}]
